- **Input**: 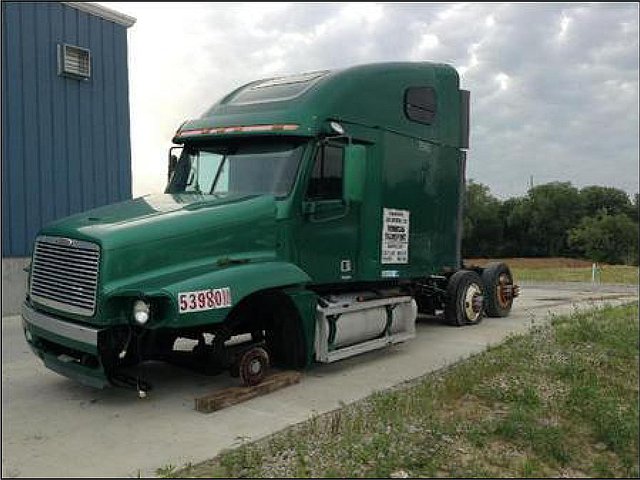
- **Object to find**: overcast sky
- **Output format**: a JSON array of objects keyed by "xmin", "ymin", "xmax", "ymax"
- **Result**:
[{"xmin": 99, "ymin": 2, "xmax": 639, "ymax": 199}]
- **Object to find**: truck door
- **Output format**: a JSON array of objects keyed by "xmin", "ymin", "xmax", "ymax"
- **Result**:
[{"xmin": 297, "ymin": 142, "xmax": 360, "ymax": 284}]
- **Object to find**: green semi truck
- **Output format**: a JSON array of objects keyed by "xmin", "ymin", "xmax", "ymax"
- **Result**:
[{"xmin": 22, "ymin": 62, "xmax": 518, "ymax": 391}]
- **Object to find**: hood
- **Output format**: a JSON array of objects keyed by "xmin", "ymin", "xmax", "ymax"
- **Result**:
[{"xmin": 40, "ymin": 193, "xmax": 279, "ymax": 287}]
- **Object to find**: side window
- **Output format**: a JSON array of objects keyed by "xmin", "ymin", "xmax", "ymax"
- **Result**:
[
  {"xmin": 405, "ymin": 86, "xmax": 437, "ymax": 125},
  {"xmin": 306, "ymin": 144, "xmax": 344, "ymax": 200},
  {"xmin": 183, "ymin": 151, "xmax": 223, "ymax": 193}
]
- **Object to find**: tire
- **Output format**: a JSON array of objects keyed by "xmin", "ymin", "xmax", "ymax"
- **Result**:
[
  {"xmin": 482, "ymin": 262, "xmax": 515, "ymax": 318},
  {"xmin": 445, "ymin": 270, "xmax": 485, "ymax": 326}
]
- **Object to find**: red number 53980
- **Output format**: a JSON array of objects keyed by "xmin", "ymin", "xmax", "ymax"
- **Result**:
[{"xmin": 178, "ymin": 287, "xmax": 232, "ymax": 313}]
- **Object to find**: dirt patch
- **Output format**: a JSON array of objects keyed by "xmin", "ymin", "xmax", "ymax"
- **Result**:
[{"xmin": 466, "ymin": 257, "xmax": 598, "ymax": 269}]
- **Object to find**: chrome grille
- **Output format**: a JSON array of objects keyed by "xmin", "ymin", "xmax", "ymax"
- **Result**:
[{"xmin": 30, "ymin": 236, "xmax": 100, "ymax": 316}]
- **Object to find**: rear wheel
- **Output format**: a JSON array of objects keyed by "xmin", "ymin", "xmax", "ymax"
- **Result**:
[
  {"xmin": 482, "ymin": 262, "xmax": 516, "ymax": 317},
  {"xmin": 445, "ymin": 270, "xmax": 485, "ymax": 326}
]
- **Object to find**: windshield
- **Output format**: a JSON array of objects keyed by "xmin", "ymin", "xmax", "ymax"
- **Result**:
[{"xmin": 166, "ymin": 139, "xmax": 306, "ymax": 197}]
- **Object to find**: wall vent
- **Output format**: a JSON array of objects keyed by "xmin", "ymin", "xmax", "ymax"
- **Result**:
[{"xmin": 57, "ymin": 44, "xmax": 91, "ymax": 79}]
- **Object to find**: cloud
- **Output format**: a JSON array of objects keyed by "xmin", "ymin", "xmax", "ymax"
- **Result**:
[{"xmin": 100, "ymin": 2, "xmax": 639, "ymax": 198}]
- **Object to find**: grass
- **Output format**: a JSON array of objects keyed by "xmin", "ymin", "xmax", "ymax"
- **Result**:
[
  {"xmin": 466, "ymin": 257, "xmax": 639, "ymax": 285},
  {"xmin": 167, "ymin": 302, "xmax": 639, "ymax": 478},
  {"xmin": 511, "ymin": 265, "xmax": 638, "ymax": 285}
]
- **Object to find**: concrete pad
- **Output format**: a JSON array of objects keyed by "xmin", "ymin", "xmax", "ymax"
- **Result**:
[
  {"xmin": 1, "ymin": 258, "xmax": 29, "ymax": 316},
  {"xmin": 1, "ymin": 282, "xmax": 637, "ymax": 478}
]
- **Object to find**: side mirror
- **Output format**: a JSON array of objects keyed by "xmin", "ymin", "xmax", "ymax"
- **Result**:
[
  {"xmin": 343, "ymin": 144, "xmax": 366, "ymax": 202},
  {"xmin": 168, "ymin": 146, "xmax": 182, "ymax": 181},
  {"xmin": 168, "ymin": 155, "xmax": 178, "ymax": 180}
]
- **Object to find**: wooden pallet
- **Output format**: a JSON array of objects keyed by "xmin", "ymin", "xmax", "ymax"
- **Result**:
[{"xmin": 194, "ymin": 370, "xmax": 302, "ymax": 413}]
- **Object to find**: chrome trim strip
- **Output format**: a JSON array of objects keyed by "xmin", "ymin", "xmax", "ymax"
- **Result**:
[
  {"xmin": 320, "ymin": 295, "xmax": 414, "ymax": 315},
  {"xmin": 30, "ymin": 295, "xmax": 95, "ymax": 316},
  {"xmin": 36, "ymin": 235, "xmax": 99, "ymax": 251},
  {"xmin": 22, "ymin": 303, "xmax": 99, "ymax": 346}
]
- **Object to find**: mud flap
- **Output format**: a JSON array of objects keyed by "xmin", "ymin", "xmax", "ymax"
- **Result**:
[{"xmin": 283, "ymin": 288, "xmax": 318, "ymax": 368}]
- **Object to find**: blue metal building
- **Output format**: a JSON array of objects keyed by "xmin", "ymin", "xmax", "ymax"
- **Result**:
[{"xmin": 1, "ymin": 1, "xmax": 136, "ymax": 257}]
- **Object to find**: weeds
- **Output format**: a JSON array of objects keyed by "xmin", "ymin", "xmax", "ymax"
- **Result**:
[
  {"xmin": 156, "ymin": 464, "xmax": 178, "ymax": 478},
  {"xmin": 174, "ymin": 302, "xmax": 639, "ymax": 478}
]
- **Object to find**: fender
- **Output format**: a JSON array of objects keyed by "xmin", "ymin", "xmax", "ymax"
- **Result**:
[{"xmin": 126, "ymin": 261, "xmax": 312, "ymax": 329}]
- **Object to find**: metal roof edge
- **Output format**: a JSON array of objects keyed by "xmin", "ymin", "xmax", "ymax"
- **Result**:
[{"xmin": 61, "ymin": 2, "xmax": 136, "ymax": 28}]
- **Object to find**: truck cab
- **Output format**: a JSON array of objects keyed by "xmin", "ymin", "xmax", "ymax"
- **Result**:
[{"xmin": 21, "ymin": 62, "xmax": 517, "ymax": 390}]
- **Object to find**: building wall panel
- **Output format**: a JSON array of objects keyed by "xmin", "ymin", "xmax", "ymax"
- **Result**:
[
  {"xmin": 4, "ymin": 2, "xmax": 27, "ymax": 256},
  {"xmin": 22, "ymin": 2, "xmax": 41, "ymax": 251},
  {"xmin": 1, "ymin": 2, "xmax": 133, "ymax": 257},
  {"xmin": 89, "ymin": 13, "xmax": 108, "ymax": 208},
  {"xmin": 35, "ymin": 4, "xmax": 56, "ymax": 229}
]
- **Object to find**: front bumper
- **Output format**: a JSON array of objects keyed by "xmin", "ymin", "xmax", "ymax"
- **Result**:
[{"xmin": 22, "ymin": 302, "xmax": 110, "ymax": 389}]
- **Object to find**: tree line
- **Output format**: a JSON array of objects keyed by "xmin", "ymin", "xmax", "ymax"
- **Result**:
[{"xmin": 462, "ymin": 181, "xmax": 639, "ymax": 265}]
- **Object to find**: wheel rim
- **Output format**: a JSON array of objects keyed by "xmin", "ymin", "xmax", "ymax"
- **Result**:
[
  {"xmin": 239, "ymin": 348, "xmax": 269, "ymax": 386},
  {"xmin": 249, "ymin": 359, "xmax": 262, "ymax": 375},
  {"xmin": 496, "ymin": 273, "xmax": 513, "ymax": 309},
  {"xmin": 463, "ymin": 283, "xmax": 483, "ymax": 323}
]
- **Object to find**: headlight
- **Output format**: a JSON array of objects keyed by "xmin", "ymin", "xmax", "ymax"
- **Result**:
[
  {"xmin": 133, "ymin": 300, "xmax": 150, "ymax": 325},
  {"xmin": 329, "ymin": 121, "xmax": 344, "ymax": 135}
]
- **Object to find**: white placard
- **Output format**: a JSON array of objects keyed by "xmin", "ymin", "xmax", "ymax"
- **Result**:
[
  {"xmin": 178, "ymin": 287, "xmax": 232, "ymax": 313},
  {"xmin": 381, "ymin": 208, "xmax": 410, "ymax": 264}
]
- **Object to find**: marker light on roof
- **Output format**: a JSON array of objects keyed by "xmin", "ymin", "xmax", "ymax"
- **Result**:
[{"xmin": 178, "ymin": 124, "xmax": 299, "ymax": 137}]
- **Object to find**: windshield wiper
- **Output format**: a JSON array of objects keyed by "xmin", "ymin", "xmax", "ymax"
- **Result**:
[{"xmin": 209, "ymin": 155, "xmax": 228, "ymax": 194}]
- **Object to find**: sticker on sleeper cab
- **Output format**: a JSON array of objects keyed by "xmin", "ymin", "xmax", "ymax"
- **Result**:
[
  {"xmin": 381, "ymin": 208, "xmax": 410, "ymax": 264},
  {"xmin": 381, "ymin": 270, "xmax": 400, "ymax": 278},
  {"xmin": 178, "ymin": 287, "xmax": 232, "ymax": 313}
]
